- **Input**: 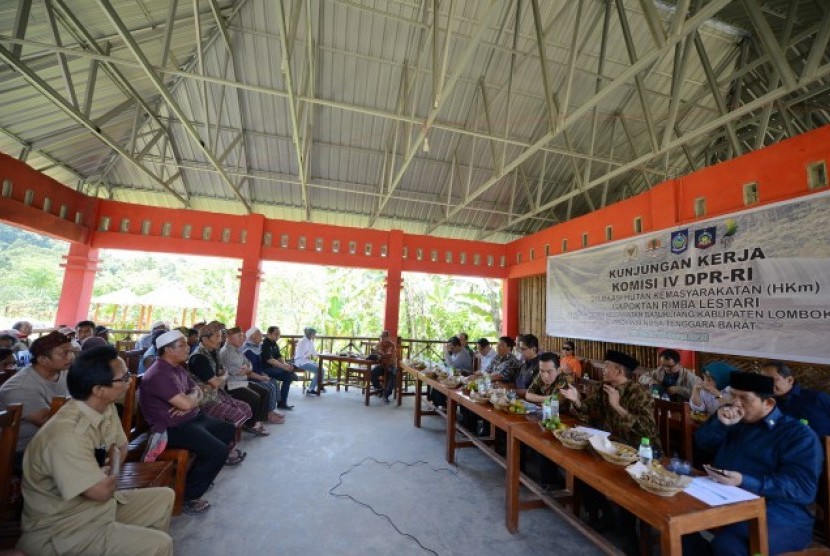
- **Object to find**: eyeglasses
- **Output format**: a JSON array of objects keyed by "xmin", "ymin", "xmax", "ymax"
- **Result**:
[
  {"xmin": 519, "ymin": 346, "xmax": 533, "ymax": 351},
  {"xmin": 109, "ymin": 371, "xmax": 132, "ymax": 384},
  {"xmin": 562, "ymin": 347, "xmax": 573, "ymax": 351}
]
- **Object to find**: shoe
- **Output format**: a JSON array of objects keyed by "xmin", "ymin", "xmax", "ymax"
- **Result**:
[
  {"xmin": 306, "ymin": 389, "xmax": 318, "ymax": 395},
  {"xmin": 268, "ymin": 412, "xmax": 285, "ymax": 424},
  {"xmin": 384, "ymin": 397, "xmax": 390, "ymax": 404},
  {"xmin": 277, "ymin": 403, "xmax": 294, "ymax": 410},
  {"xmin": 225, "ymin": 449, "xmax": 246, "ymax": 466},
  {"xmin": 182, "ymin": 499, "xmax": 211, "ymax": 515},
  {"xmin": 319, "ymin": 387, "xmax": 327, "ymax": 393}
]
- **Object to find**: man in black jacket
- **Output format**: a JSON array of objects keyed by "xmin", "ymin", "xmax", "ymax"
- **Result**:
[{"xmin": 259, "ymin": 326, "xmax": 298, "ymax": 410}]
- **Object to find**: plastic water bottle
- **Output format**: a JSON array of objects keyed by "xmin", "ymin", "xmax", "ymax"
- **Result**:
[
  {"xmin": 483, "ymin": 373, "xmax": 491, "ymax": 392},
  {"xmin": 542, "ymin": 397, "xmax": 552, "ymax": 422},
  {"xmin": 651, "ymin": 386, "xmax": 660, "ymax": 399},
  {"xmin": 550, "ymin": 395, "xmax": 560, "ymax": 420},
  {"xmin": 638, "ymin": 437, "xmax": 653, "ymax": 466},
  {"xmin": 661, "ymin": 393, "xmax": 671, "ymax": 401}
]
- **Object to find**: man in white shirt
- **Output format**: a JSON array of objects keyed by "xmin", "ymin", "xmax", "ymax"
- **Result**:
[
  {"xmin": 295, "ymin": 327, "xmax": 323, "ymax": 395},
  {"xmin": 476, "ymin": 338, "xmax": 496, "ymax": 373}
]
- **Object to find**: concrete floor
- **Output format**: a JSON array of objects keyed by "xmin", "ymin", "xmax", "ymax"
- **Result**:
[{"xmin": 169, "ymin": 386, "xmax": 607, "ymax": 556}]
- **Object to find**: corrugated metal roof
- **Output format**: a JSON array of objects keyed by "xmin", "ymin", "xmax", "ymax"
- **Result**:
[{"xmin": 1, "ymin": 0, "xmax": 828, "ymax": 243}]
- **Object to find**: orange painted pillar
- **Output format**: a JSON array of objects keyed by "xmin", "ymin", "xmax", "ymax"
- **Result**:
[
  {"xmin": 384, "ymin": 230, "xmax": 404, "ymax": 339},
  {"xmin": 234, "ymin": 214, "xmax": 265, "ymax": 330},
  {"xmin": 55, "ymin": 243, "xmax": 99, "ymax": 326},
  {"xmin": 502, "ymin": 276, "xmax": 520, "ymax": 337},
  {"xmin": 235, "ymin": 257, "xmax": 262, "ymax": 331}
]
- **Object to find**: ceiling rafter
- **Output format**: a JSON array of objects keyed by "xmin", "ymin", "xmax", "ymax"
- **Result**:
[
  {"xmin": 0, "ymin": 43, "xmax": 190, "ymax": 206},
  {"xmin": 96, "ymin": 0, "xmax": 252, "ymax": 213},
  {"xmin": 484, "ymin": 59, "xmax": 830, "ymax": 239},
  {"xmin": 430, "ymin": 0, "xmax": 736, "ymax": 235}
]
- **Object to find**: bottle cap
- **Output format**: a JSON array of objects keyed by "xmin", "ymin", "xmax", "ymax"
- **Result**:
[
  {"xmin": 800, "ymin": 419, "xmax": 809, "ymax": 425},
  {"xmin": 641, "ymin": 437, "xmax": 650, "ymax": 445}
]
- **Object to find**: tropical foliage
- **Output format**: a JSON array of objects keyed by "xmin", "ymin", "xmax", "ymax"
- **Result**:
[{"xmin": 0, "ymin": 223, "xmax": 502, "ymax": 339}]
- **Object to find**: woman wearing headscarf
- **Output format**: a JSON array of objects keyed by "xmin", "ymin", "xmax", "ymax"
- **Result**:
[
  {"xmin": 690, "ymin": 361, "xmax": 735, "ymax": 414},
  {"xmin": 295, "ymin": 327, "xmax": 323, "ymax": 395}
]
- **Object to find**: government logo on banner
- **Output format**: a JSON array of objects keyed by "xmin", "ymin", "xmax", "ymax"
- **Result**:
[
  {"xmin": 694, "ymin": 227, "xmax": 717, "ymax": 249},
  {"xmin": 670, "ymin": 230, "xmax": 688, "ymax": 255}
]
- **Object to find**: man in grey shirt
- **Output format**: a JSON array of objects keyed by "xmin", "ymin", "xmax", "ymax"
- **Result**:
[
  {"xmin": 0, "ymin": 331, "xmax": 74, "ymax": 453},
  {"xmin": 443, "ymin": 336, "xmax": 472, "ymax": 373}
]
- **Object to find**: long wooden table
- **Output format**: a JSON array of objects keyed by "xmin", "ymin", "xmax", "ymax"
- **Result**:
[
  {"xmin": 402, "ymin": 365, "xmax": 769, "ymax": 556},
  {"xmin": 506, "ymin": 422, "xmax": 768, "ymax": 555}
]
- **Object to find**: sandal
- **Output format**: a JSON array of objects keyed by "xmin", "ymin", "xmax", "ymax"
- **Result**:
[
  {"xmin": 182, "ymin": 498, "xmax": 211, "ymax": 515},
  {"xmin": 225, "ymin": 449, "xmax": 247, "ymax": 466}
]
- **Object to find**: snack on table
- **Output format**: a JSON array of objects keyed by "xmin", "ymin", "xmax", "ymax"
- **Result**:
[
  {"xmin": 552, "ymin": 428, "xmax": 591, "ymax": 449},
  {"xmin": 626, "ymin": 462, "xmax": 692, "ymax": 496}
]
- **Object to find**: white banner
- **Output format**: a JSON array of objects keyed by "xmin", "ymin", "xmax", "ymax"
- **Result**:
[{"xmin": 546, "ymin": 191, "xmax": 830, "ymax": 364}]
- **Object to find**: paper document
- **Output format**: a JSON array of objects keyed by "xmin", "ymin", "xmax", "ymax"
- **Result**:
[
  {"xmin": 685, "ymin": 477, "xmax": 759, "ymax": 506},
  {"xmin": 573, "ymin": 426, "xmax": 611, "ymax": 439}
]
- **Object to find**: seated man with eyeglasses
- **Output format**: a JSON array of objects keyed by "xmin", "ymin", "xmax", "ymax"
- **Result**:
[{"xmin": 17, "ymin": 345, "xmax": 174, "ymax": 556}]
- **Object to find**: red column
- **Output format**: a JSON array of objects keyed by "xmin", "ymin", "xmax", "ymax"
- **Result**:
[
  {"xmin": 234, "ymin": 214, "xmax": 265, "ymax": 330},
  {"xmin": 235, "ymin": 257, "xmax": 262, "ymax": 331},
  {"xmin": 502, "ymin": 276, "xmax": 520, "ymax": 337},
  {"xmin": 55, "ymin": 243, "xmax": 99, "ymax": 326},
  {"xmin": 383, "ymin": 230, "xmax": 404, "ymax": 339}
]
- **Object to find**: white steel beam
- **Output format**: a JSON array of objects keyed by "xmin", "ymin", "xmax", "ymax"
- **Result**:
[
  {"xmin": 0, "ymin": 43, "xmax": 189, "ymax": 206},
  {"xmin": 434, "ymin": 0, "xmax": 734, "ymax": 231},
  {"xmin": 277, "ymin": 0, "xmax": 311, "ymax": 220},
  {"xmin": 483, "ymin": 60, "xmax": 830, "ymax": 239},
  {"xmin": 96, "ymin": 0, "xmax": 252, "ymax": 212}
]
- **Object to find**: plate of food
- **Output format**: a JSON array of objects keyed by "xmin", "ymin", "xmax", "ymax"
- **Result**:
[
  {"xmin": 552, "ymin": 427, "xmax": 591, "ymax": 449},
  {"xmin": 626, "ymin": 462, "xmax": 692, "ymax": 496},
  {"xmin": 440, "ymin": 376, "xmax": 463, "ymax": 388},
  {"xmin": 588, "ymin": 436, "xmax": 639, "ymax": 466},
  {"xmin": 468, "ymin": 391, "xmax": 489, "ymax": 404}
]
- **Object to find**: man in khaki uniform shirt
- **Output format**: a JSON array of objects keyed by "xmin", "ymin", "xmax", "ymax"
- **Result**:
[{"xmin": 17, "ymin": 345, "xmax": 174, "ymax": 556}]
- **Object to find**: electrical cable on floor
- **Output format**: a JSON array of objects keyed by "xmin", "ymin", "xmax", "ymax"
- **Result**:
[{"xmin": 328, "ymin": 456, "xmax": 461, "ymax": 555}]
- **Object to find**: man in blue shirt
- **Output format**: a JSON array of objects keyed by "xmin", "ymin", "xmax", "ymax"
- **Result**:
[
  {"xmin": 761, "ymin": 360, "xmax": 830, "ymax": 438},
  {"xmin": 689, "ymin": 371, "xmax": 822, "ymax": 555}
]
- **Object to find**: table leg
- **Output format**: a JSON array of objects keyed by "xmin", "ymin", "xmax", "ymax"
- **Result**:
[
  {"xmin": 396, "ymin": 367, "xmax": 403, "ymax": 406},
  {"xmin": 336, "ymin": 361, "xmax": 341, "ymax": 392},
  {"xmin": 316, "ymin": 360, "xmax": 323, "ymax": 396},
  {"xmin": 414, "ymin": 377, "xmax": 422, "ymax": 428},
  {"xmin": 505, "ymin": 431, "xmax": 521, "ymax": 534},
  {"xmin": 748, "ymin": 510, "xmax": 768, "ymax": 556},
  {"xmin": 660, "ymin": 527, "xmax": 682, "ymax": 556},
  {"xmin": 364, "ymin": 366, "xmax": 371, "ymax": 406},
  {"xmin": 447, "ymin": 396, "xmax": 457, "ymax": 464}
]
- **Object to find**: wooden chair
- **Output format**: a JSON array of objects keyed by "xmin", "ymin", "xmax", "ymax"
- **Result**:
[
  {"xmin": 120, "ymin": 349, "xmax": 146, "ymax": 377},
  {"xmin": 0, "ymin": 404, "xmax": 22, "ymax": 549},
  {"xmin": 653, "ymin": 398, "xmax": 693, "ymax": 461},
  {"xmin": 0, "ymin": 404, "xmax": 22, "ymax": 521}
]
